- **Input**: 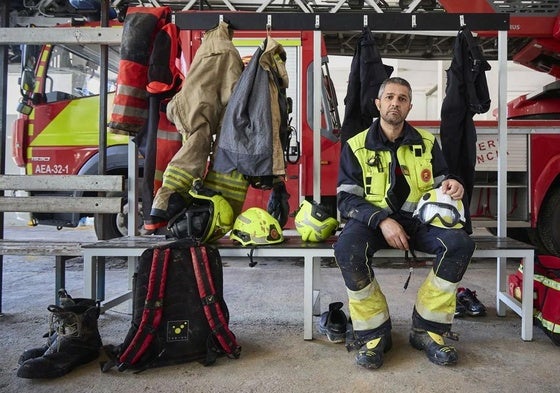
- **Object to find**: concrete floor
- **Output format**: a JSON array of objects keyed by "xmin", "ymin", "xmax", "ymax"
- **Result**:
[{"xmin": 0, "ymin": 225, "xmax": 559, "ymax": 393}]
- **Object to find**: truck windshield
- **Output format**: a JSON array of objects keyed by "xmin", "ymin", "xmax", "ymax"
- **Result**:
[{"xmin": 46, "ymin": 43, "xmax": 119, "ymax": 99}]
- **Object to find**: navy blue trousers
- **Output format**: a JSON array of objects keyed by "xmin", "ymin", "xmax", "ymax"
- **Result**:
[{"xmin": 334, "ymin": 214, "xmax": 475, "ymax": 292}]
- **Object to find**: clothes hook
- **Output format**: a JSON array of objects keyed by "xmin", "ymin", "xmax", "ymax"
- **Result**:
[
  {"xmin": 266, "ymin": 14, "xmax": 272, "ymax": 34},
  {"xmin": 315, "ymin": 15, "xmax": 320, "ymax": 29},
  {"xmin": 363, "ymin": 15, "xmax": 368, "ymax": 28},
  {"xmin": 459, "ymin": 14, "xmax": 466, "ymax": 28},
  {"xmin": 219, "ymin": 14, "xmax": 223, "ymax": 24},
  {"xmin": 411, "ymin": 14, "xmax": 417, "ymax": 29}
]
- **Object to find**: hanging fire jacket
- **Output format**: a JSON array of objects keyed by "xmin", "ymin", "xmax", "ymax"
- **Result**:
[
  {"xmin": 108, "ymin": 6, "xmax": 170, "ymax": 135},
  {"xmin": 163, "ymin": 21, "xmax": 243, "ymax": 182},
  {"xmin": 340, "ymin": 27, "xmax": 393, "ymax": 145},
  {"xmin": 213, "ymin": 36, "xmax": 290, "ymax": 178},
  {"xmin": 440, "ymin": 27, "xmax": 491, "ymax": 234},
  {"xmin": 149, "ymin": 21, "xmax": 244, "ymax": 216}
]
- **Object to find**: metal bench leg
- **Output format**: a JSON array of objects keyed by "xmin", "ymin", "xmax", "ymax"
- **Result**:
[
  {"xmin": 54, "ymin": 256, "xmax": 68, "ymax": 305},
  {"xmin": 83, "ymin": 252, "xmax": 97, "ymax": 300},
  {"xmin": 303, "ymin": 255, "xmax": 314, "ymax": 340},
  {"xmin": 496, "ymin": 256, "xmax": 507, "ymax": 317},
  {"xmin": 303, "ymin": 255, "xmax": 323, "ymax": 340},
  {"xmin": 97, "ymin": 256, "xmax": 106, "ymax": 301},
  {"xmin": 312, "ymin": 256, "xmax": 321, "ymax": 317},
  {"xmin": 520, "ymin": 251, "xmax": 534, "ymax": 341}
]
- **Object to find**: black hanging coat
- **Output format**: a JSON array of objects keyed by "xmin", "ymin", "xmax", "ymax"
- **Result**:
[
  {"xmin": 340, "ymin": 28, "xmax": 393, "ymax": 145},
  {"xmin": 440, "ymin": 27, "xmax": 491, "ymax": 234}
]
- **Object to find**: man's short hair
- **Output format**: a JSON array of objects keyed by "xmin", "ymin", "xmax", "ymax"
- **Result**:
[{"xmin": 378, "ymin": 77, "xmax": 412, "ymax": 101}]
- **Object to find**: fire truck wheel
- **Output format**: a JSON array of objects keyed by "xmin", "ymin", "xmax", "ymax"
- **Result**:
[
  {"xmin": 93, "ymin": 190, "xmax": 143, "ymax": 240},
  {"xmin": 537, "ymin": 186, "xmax": 560, "ymax": 257}
]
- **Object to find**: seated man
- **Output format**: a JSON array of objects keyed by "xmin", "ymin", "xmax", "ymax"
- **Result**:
[{"xmin": 334, "ymin": 77, "xmax": 475, "ymax": 369}]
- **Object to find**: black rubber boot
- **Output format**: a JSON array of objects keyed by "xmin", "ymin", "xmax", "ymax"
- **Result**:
[
  {"xmin": 17, "ymin": 292, "xmax": 102, "ymax": 379},
  {"xmin": 353, "ymin": 320, "xmax": 392, "ymax": 370},
  {"xmin": 409, "ymin": 328, "xmax": 458, "ymax": 366},
  {"xmin": 355, "ymin": 332, "xmax": 392, "ymax": 370},
  {"xmin": 410, "ymin": 307, "xmax": 458, "ymax": 366},
  {"xmin": 150, "ymin": 191, "xmax": 191, "ymax": 221},
  {"xmin": 17, "ymin": 333, "xmax": 57, "ymax": 366},
  {"xmin": 17, "ymin": 291, "xmax": 97, "ymax": 366}
]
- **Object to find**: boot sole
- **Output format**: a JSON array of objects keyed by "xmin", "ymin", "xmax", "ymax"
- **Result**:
[
  {"xmin": 17, "ymin": 352, "xmax": 99, "ymax": 379},
  {"xmin": 356, "ymin": 357, "xmax": 383, "ymax": 369},
  {"xmin": 318, "ymin": 325, "xmax": 345, "ymax": 343}
]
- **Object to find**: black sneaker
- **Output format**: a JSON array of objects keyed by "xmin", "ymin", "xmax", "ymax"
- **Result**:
[
  {"xmin": 454, "ymin": 300, "xmax": 466, "ymax": 318},
  {"xmin": 318, "ymin": 302, "xmax": 347, "ymax": 343},
  {"xmin": 409, "ymin": 328, "xmax": 458, "ymax": 366},
  {"xmin": 457, "ymin": 287, "xmax": 487, "ymax": 316},
  {"xmin": 355, "ymin": 333, "xmax": 392, "ymax": 370}
]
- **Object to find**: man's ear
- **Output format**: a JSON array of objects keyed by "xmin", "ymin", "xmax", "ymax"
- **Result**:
[{"xmin": 375, "ymin": 98, "xmax": 380, "ymax": 111}]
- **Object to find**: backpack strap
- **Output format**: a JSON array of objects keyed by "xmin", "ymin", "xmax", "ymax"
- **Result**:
[
  {"xmin": 190, "ymin": 246, "xmax": 241, "ymax": 359},
  {"xmin": 118, "ymin": 247, "xmax": 171, "ymax": 370}
]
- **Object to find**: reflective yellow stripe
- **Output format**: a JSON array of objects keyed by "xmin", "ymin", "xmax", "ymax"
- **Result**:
[
  {"xmin": 205, "ymin": 170, "xmax": 248, "ymax": 203},
  {"xmin": 347, "ymin": 278, "xmax": 390, "ymax": 331},
  {"xmin": 415, "ymin": 270, "xmax": 457, "ymax": 324},
  {"xmin": 534, "ymin": 274, "xmax": 560, "ymax": 291},
  {"xmin": 535, "ymin": 311, "xmax": 560, "ymax": 333},
  {"xmin": 162, "ymin": 165, "xmax": 195, "ymax": 191}
]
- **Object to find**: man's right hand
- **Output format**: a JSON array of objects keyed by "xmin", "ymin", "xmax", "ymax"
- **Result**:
[{"xmin": 378, "ymin": 217, "xmax": 410, "ymax": 251}]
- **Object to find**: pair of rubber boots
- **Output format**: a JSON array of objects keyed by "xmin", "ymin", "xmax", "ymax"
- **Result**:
[
  {"xmin": 17, "ymin": 289, "xmax": 102, "ymax": 379},
  {"xmin": 355, "ymin": 312, "xmax": 458, "ymax": 369}
]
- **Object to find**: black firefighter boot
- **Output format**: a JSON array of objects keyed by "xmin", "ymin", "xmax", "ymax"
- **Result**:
[
  {"xmin": 17, "ymin": 290, "xmax": 94, "ymax": 365},
  {"xmin": 409, "ymin": 308, "xmax": 458, "ymax": 366},
  {"xmin": 17, "ymin": 292, "xmax": 102, "ymax": 379}
]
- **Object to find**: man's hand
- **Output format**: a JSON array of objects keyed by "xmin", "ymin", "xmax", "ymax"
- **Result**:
[
  {"xmin": 379, "ymin": 217, "xmax": 410, "ymax": 250},
  {"xmin": 441, "ymin": 179, "xmax": 464, "ymax": 200}
]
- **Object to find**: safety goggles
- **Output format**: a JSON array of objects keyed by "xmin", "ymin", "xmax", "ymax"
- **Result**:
[{"xmin": 415, "ymin": 202, "xmax": 464, "ymax": 228}]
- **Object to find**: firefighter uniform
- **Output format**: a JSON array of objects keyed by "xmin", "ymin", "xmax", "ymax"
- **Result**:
[
  {"xmin": 334, "ymin": 119, "xmax": 475, "ymax": 345},
  {"xmin": 150, "ymin": 21, "xmax": 247, "ymax": 223}
]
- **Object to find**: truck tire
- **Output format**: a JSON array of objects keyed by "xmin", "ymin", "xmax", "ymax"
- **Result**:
[
  {"xmin": 537, "ymin": 186, "xmax": 560, "ymax": 256},
  {"xmin": 93, "ymin": 186, "xmax": 143, "ymax": 240}
]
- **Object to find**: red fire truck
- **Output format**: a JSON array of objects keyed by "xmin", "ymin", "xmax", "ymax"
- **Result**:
[{"xmin": 9, "ymin": 2, "xmax": 560, "ymax": 256}]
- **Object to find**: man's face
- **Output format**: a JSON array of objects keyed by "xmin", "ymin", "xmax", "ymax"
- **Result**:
[{"xmin": 375, "ymin": 83, "xmax": 413, "ymax": 126}]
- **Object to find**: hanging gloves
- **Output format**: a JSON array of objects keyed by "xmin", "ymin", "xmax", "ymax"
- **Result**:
[{"xmin": 267, "ymin": 181, "xmax": 290, "ymax": 228}]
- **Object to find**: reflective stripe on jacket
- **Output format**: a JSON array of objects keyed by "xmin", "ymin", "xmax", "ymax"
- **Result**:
[{"xmin": 337, "ymin": 119, "xmax": 449, "ymax": 229}]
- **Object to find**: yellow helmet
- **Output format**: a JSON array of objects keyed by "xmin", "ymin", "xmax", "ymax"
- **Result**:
[
  {"xmin": 169, "ymin": 181, "xmax": 234, "ymax": 243},
  {"xmin": 294, "ymin": 200, "xmax": 338, "ymax": 242},
  {"xmin": 413, "ymin": 187, "xmax": 466, "ymax": 229},
  {"xmin": 230, "ymin": 207, "xmax": 284, "ymax": 246}
]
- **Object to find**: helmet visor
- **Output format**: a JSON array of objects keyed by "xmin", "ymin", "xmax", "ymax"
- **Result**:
[{"xmin": 416, "ymin": 202, "xmax": 462, "ymax": 228}]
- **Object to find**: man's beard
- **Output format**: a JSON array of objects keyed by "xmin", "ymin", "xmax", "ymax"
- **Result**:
[{"xmin": 382, "ymin": 111, "xmax": 404, "ymax": 126}]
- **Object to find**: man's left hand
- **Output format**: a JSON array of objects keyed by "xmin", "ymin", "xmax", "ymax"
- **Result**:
[{"xmin": 441, "ymin": 179, "xmax": 464, "ymax": 200}]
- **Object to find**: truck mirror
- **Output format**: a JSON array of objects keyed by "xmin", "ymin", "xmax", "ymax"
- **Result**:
[{"xmin": 20, "ymin": 68, "xmax": 35, "ymax": 96}]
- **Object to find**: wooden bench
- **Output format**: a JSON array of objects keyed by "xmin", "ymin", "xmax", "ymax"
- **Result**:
[
  {"xmin": 0, "ymin": 174, "xmax": 125, "ymax": 313},
  {"xmin": 80, "ymin": 234, "xmax": 535, "ymax": 341}
]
